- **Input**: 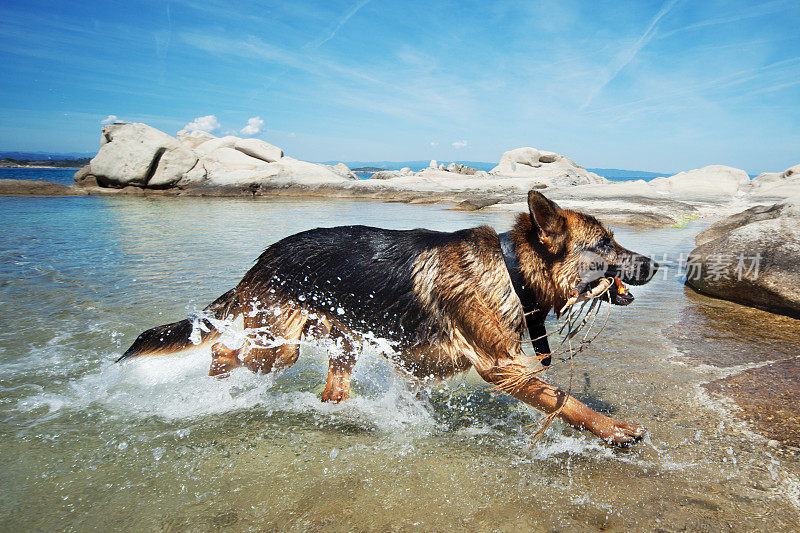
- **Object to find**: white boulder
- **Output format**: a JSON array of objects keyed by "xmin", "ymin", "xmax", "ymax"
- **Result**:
[
  {"xmin": 233, "ymin": 138, "xmax": 283, "ymax": 163},
  {"xmin": 149, "ymin": 146, "xmax": 199, "ymax": 188},
  {"xmin": 203, "ymin": 147, "xmax": 268, "ymax": 171},
  {"xmin": 445, "ymin": 162, "xmax": 477, "ymax": 175},
  {"xmin": 195, "ymin": 135, "xmax": 239, "ymax": 155},
  {"xmin": 201, "ymin": 157, "xmax": 352, "ymax": 188},
  {"xmin": 322, "ymin": 163, "xmax": 358, "ymax": 180},
  {"xmin": 749, "ymin": 164, "xmax": 800, "ymax": 200},
  {"xmin": 176, "ymin": 129, "xmax": 216, "ymax": 149},
  {"xmin": 649, "ymin": 165, "xmax": 750, "ymax": 201},
  {"xmin": 370, "ymin": 170, "xmax": 407, "ymax": 180},
  {"xmin": 488, "ymin": 146, "xmax": 605, "ymax": 186},
  {"xmin": 90, "ymin": 123, "xmax": 178, "ymax": 187}
]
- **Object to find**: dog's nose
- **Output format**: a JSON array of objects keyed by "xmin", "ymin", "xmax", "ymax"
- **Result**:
[{"xmin": 635, "ymin": 257, "xmax": 658, "ymax": 284}]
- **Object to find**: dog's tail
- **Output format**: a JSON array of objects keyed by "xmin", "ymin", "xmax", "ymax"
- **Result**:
[{"xmin": 117, "ymin": 288, "xmax": 240, "ymax": 362}]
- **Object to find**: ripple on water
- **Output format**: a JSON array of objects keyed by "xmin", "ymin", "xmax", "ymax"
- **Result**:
[{"xmin": 664, "ymin": 288, "xmax": 800, "ymax": 448}]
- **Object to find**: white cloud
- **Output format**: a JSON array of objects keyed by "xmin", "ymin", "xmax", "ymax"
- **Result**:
[
  {"xmin": 429, "ymin": 141, "xmax": 439, "ymax": 147},
  {"xmin": 451, "ymin": 140, "xmax": 467, "ymax": 149},
  {"xmin": 240, "ymin": 116, "xmax": 264, "ymax": 136},
  {"xmin": 184, "ymin": 115, "xmax": 220, "ymax": 133},
  {"xmin": 100, "ymin": 114, "xmax": 117, "ymax": 124}
]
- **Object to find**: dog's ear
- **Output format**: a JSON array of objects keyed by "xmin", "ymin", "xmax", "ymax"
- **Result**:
[{"xmin": 528, "ymin": 190, "xmax": 566, "ymax": 251}]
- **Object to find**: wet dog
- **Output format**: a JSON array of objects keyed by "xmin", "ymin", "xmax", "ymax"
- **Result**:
[{"xmin": 119, "ymin": 191, "xmax": 657, "ymax": 444}]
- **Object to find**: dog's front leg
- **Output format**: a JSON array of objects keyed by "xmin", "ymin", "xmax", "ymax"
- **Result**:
[
  {"xmin": 475, "ymin": 361, "xmax": 645, "ymax": 445},
  {"xmin": 525, "ymin": 313, "xmax": 552, "ymax": 366}
]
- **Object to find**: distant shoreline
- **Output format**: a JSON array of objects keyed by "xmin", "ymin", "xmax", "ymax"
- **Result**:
[{"xmin": 0, "ymin": 165, "xmax": 80, "ymax": 169}]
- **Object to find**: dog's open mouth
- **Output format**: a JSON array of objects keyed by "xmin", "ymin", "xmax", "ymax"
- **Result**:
[{"xmin": 609, "ymin": 277, "xmax": 634, "ymax": 305}]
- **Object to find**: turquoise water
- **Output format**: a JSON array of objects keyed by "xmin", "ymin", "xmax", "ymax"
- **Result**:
[{"xmin": 1, "ymin": 191, "xmax": 799, "ymax": 530}]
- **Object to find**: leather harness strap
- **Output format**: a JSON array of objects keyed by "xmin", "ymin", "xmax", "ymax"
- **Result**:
[
  {"xmin": 498, "ymin": 231, "xmax": 527, "ymax": 302},
  {"xmin": 498, "ymin": 231, "xmax": 551, "ymax": 365}
]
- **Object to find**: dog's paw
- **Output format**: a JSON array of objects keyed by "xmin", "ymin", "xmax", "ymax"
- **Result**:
[
  {"xmin": 321, "ymin": 387, "xmax": 349, "ymax": 403},
  {"xmin": 604, "ymin": 420, "xmax": 646, "ymax": 446}
]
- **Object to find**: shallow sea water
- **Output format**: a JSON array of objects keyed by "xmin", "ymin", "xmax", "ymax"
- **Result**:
[{"xmin": 1, "ymin": 194, "xmax": 799, "ymax": 531}]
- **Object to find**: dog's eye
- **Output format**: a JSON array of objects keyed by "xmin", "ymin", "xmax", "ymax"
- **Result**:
[{"xmin": 595, "ymin": 237, "xmax": 613, "ymax": 250}]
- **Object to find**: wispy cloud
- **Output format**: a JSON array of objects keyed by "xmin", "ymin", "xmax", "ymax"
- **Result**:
[
  {"xmin": 100, "ymin": 114, "xmax": 117, "ymax": 124},
  {"xmin": 582, "ymin": 0, "xmax": 680, "ymax": 109},
  {"xmin": 586, "ymin": 55, "xmax": 800, "ymax": 119},
  {"xmin": 657, "ymin": 0, "xmax": 789, "ymax": 39},
  {"xmin": 451, "ymin": 140, "xmax": 467, "ymax": 149},
  {"xmin": 307, "ymin": 0, "xmax": 372, "ymax": 49}
]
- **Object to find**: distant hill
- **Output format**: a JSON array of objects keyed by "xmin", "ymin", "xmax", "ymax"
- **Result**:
[
  {"xmin": 0, "ymin": 151, "xmax": 96, "ymax": 160},
  {"xmin": 1, "ymin": 157, "xmax": 90, "ymax": 168}
]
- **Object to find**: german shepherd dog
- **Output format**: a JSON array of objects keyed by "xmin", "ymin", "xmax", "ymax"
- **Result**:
[{"xmin": 120, "ymin": 191, "xmax": 657, "ymax": 445}]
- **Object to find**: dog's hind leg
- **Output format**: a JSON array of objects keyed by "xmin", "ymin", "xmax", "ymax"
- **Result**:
[
  {"xmin": 321, "ymin": 322, "xmax": 360, "ymax": 404},
  {"xmin": 209, "ymin": 306, "xmax": 308, "ymax": 377}
]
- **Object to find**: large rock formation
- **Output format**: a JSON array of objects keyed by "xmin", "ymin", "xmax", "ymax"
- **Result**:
[
  {"xmin": 649, "ymin": 165, "xmax": 750, "ymax": 201},
  {"xmin": 488, "ymin": 147, "xmax": 606, "ymax": 186},
  {"xmin": 74, "ymin": 123, "xmax": 356, "ymax": 191},
  {"xmin": 686, "ymin": 197, "xmax": 800, "ymax": 318},
  {"xmin": 89, "ymin": 123, "xmax": 179, "ymax": 187}
]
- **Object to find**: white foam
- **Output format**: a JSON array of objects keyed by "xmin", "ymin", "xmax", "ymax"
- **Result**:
[{"xmin": 15, "ymin": 341, "xmax": 438, "ymax": 436}]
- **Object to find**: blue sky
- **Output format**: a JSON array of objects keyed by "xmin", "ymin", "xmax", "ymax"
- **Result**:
[{"xmin": 0, "ymin": 0, "xmax": 798, "ymax": 173}]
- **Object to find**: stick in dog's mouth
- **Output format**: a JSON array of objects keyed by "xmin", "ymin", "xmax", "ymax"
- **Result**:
[{"xmin": 561, "ymin": 276, "xmax": 634, "ymax": 314}]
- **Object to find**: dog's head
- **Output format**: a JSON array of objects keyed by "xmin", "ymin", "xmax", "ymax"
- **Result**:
[{"xmin": 526, "ymin": 190, "xmax": 658, "ymax": 305}]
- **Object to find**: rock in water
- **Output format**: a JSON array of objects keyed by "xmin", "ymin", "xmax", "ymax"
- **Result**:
[
  {"xmin": 90, "ymin": 123, "xmax": 178, "ymax": 187},
  {"xmin": 77, "ymin": 123, "xmax": 351, "ymax": 191},
  {"xmin": 686, "ymin": 197, "xmax": 800, "ymax": 318},
  {"xmin": 0, "ymin": 179, "xmax": 81, "ymax": 196}
]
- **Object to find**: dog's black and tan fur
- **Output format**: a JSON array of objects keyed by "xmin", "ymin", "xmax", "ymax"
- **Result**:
[{"xmin": 121, "ymin": 191, "xmax": 657, "ymax": 444}]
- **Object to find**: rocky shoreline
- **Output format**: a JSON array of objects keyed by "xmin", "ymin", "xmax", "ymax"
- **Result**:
[
  {"xmin": 4, "ymin": 122, "xmax": 799, "ymax": 230},
  {"xmin": 3, "ymin": 122, "xmax": 800, "ymax": 317}
]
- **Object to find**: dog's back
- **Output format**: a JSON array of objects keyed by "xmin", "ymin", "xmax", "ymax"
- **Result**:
[
  {"xmin": 121, "ymin": 224, "xmax": 520, "ymax": 359},
  {"xmin": 241, "ymin": 224, "xmax": 514, "ymax": 345}
]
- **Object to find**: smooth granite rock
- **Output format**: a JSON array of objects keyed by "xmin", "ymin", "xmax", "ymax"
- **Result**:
[
  {"xmin": 686, "ymin": 197, "xmax": 800, "ymax": 317},
  {"xmin": 90, "ymin": 123, "xmax": 178, "ymax": 187}
]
